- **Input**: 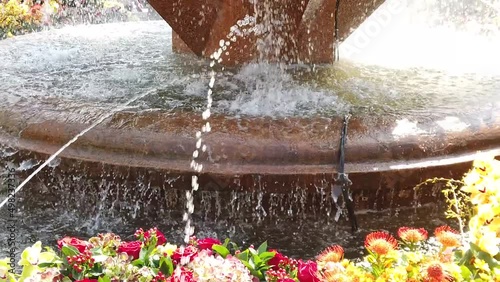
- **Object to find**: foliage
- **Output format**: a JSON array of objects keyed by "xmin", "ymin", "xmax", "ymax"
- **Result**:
[
  {"xmin": 0, "ymin": 0, "xmax": 136, "ymax": 39},
  {"xmin": 0, "ymin": 0, "xmax": 43, "ymax": 38},
  {"xmin": 1, "ymin": 158, "xmax": 500, "ymax": 281}
]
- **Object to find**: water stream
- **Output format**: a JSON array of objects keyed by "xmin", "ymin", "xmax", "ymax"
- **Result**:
[{"xmin": 0, "ymin": 0, "xmax": 499, "ymax": 262}]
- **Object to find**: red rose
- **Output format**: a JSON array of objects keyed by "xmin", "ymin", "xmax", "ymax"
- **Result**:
[
  {"xmin": 297, "ymin": 260, "xmax": 320, "ymax": 282},
  {"xmin": 75, "ymin": 279, "xmax": 98, "ymax": 282},
  {"xmin": 196, "ymin": 238, "xmax": 221, "ymax": 251},
  {"xmin": 171, "ymin": 245, "xmax": 198, "ymax": 264},
  {"xmin": 268, "ymin": 249, "xmax": 288, "ymax": 270},
  {"xmin": 166, "ymin": 267, "xmax": 195, "ymax": 282},
  {"xmin": 57, "ymin": 237, "xmax": 92, "ymax": 253},
  {"xmin": 118, "ymin": 241, "xmax": 142, "ymax": 260},
  {"xmin": 145, "ymin": 228, "xmax": 167, "ymax": 246},
  {"xmin": 277, "ymin": 279, "xmax": 295, "ymax": 282}
]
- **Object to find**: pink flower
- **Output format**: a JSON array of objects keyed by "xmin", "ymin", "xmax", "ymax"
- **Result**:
[
  {"xmin": 196, "ymin": 238, "xmax": 221, "ymax": 251},
  {"xmin": 57, "ymin": 237, "xmax": 92, "ymax": 253},
  {"xmin": 166, "ymin": 267, "xmax": 195, "ymax": 282},
  {"xmin": 277, "ymin": 279, "xmax": 295, "ymax": 282},
  {"xmin": 117, "ymin": 241, "xmax": 142, "ymax": 260},
  {"xmin": 297, "ymin": 260, "xmax": 320, "ymax": 282},
  {"xmin": 75, "ymin": 279, "xmax": 98, "ymax": 282}
]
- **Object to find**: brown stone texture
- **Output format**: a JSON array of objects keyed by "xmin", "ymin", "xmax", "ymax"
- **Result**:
[
  {"xmin": 148, "ymin": 0, "xmax": 385, "ymax": 64},
  {"xmin": 2, "ymin": 102, "xmax": 500, "ymax": 209}
]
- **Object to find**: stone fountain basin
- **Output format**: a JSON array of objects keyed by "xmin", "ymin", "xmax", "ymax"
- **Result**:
[{"xmin": 1, "ymin": 102, "xmax": 499, "ymax": 209}]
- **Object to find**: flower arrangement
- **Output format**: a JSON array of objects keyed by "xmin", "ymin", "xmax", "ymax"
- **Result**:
[
  {"xmin": 0, "ymin": 0, "xmax": 43, "ymax": 38},
  {"xmin": 1, "ymin": 0, "xmax": 140, "ymax": 39},
  {"xmin": 1, "ymin": 157, "xmax": 499, "ymax": 281}
]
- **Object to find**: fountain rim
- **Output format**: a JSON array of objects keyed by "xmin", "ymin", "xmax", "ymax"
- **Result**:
[{"xmin": 1, "ymin": 105, "xmax": 499, "ymax": 175}]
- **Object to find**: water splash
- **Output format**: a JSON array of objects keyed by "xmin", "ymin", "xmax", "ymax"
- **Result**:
[
  {"xmin": 0, "ymin": 89, "xmax": 156, "ymax": 210},
  {"xmin": 341, "ymin": 0, "xmax": 500, "ymax": 74},
  {"xmin": 184, "ymin": 15, "xmax": 257, "ymax": 244}
]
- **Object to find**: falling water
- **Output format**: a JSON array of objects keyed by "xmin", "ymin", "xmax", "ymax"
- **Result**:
[
  {"xmin": 183, "ymin": 15, "xmax": 257, "ymax": 245},
  {"xmin": 341, "ymin": 0, "xmax": 500, "ymax": 74},
  {"xmin": 0, "ymin": 89, "xmax": 156, "ymax": 210},
  {"xmin": 1, "ymin": 0, "xmax": 499, "ymax": 262}
]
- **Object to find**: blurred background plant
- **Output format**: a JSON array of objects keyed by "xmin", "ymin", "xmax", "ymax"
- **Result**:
[
  {"xmin": 0, "ymin": 0, "xmax": 159, "ymax": 39},
  {"xmin": 0, "ymin": 0, "xmax": 43, "ymax": 39}
]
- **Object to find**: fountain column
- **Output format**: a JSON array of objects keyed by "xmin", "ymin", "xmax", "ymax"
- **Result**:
[{"xmin": 147, "ymin": 0, "xmax": 385, "ymax": 65}]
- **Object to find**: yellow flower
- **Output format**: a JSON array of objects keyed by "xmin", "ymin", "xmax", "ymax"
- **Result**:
[
  {"xmin": 493, "ymin": 268, "xmax": 500, "ymax": 282},
  {"xmin": 157, "ymin": 243, "xmax": 177, "ymax": 257},
  {"xmin": 388, "ymin": 266, "xmax": 408, "ymax": 282},
  {"xmin": 473, "ymin": 259, "xmax": 491, "ymax": 273},
  {"xmin": 488, "ymin": 217, "xmax": 500, "ymax": 237},
  {"xmin": 0, "ymin": 258, "xmax": 16, "ymax": 282},
  {"xmin": 476, "ymin": 203, "xmax": 497, "ymax": 224},
  {"xmin": 405, "ymin": 252, "xmax": 423, "ymax": 264},
  {"xmin": 476, "ymin": 229, "xmax": 500, "ymax": 256},
  {"xmin": 18, "ymin": 241, "xmax": 57, "ymax": 269}
]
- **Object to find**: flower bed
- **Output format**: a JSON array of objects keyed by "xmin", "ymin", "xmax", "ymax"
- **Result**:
[
  {"xmin": 1, "ymin": 157, "xmax": 500, "ymax": 281},
  {"xmin": 0, "ymin": 0, "xmax": 46, "ymax": 38},
  {"xmin": 0, "ymin": 0, "xmax": 139, "ymax": 39}
]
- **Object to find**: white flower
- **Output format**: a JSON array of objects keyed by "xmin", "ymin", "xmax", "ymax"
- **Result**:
[{"xmin": 188, "ymin": 250, "xmax": 254, "ymax": 282}]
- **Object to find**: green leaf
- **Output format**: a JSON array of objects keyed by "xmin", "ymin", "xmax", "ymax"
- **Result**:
[
  {"xmin": 476, "ymin": 250, "xmax": 500, "ymax": 268},
  {"xmin": 159, "ymin": 256, "xmax": 174, "ymax": 277},
  {"xmin": 249, "ymin": 247, "xmax": 258, "ymax": 256},
  {"xmin": 252, "ymin": 254, "xmax": 262, "ymax": 266},
  {"xmin": 240, "ymin": 259, "xmax": 253, "ymax": 271},
  {"xmin": 249, "ymin": 257, "xmax": 256, "ymax": 269},
  {"xmin": 250, "ymin": 268, "xmax": 264, "ymax": 280},
  {"xmin": 72, "ymin": 269, "xmax": 83, "ymax": 281},
  {"xmin": 212, "ymin": 245, "xmax": 230, "ymax": 258},
  {"xmin": 223, "ymin": 238, "xmax": 231, "ymax": 248},
  {"xmin": 460, "ymin": 265, "xmax": 473, "ymax": 281},
  {"xmin": 98, "ymin": 276, "xmax": 111, "ymax": 282},
  {"xmin": 131, "ymin": 259, "xmax": 144, "ymax": 267},
  {"xmin": 458, "ymin": 249, "xmax": 473, "ymax": 266},
  {"xmin": 237, "ymin": 250, "xmax": 249, "ymax": 262},
  {"xmin": 259, "ymin": 251, "xmax": 276, "ymax": 262},
  {"xmin": 38, "ymin": 262, "xmax": 56, "ymax": 268},
  {"xmin": 91, "ymin": 247, "xmax": 104, "ymax": 256},
  {"xmin": 257, "ymin": 241, "xmax": 268, "ymax": 255},
  {"xmin": 229, "ymin": 242, "xmax": 240, "ymax": 252},
  {"xmin": 139, "ymin": 246, "xmax": 148, "ymax": 262},
  {"xmin": 61, "ymin": 245, "xmax": 79, "ymax": 257}
]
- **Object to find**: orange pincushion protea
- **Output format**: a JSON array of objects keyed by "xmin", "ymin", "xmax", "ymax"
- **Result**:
[
  {"xmin": 317, "ymin": 245, "xmax": 344, "ymax": 264},
  {"xmin": 424, "ymin": 263, "xmax": 453, "ymax": 282},
  {"xmin": 364, "ymin": 231, "xmax": 398, "ymax": 256},
  {"xmin": 434, "ymin": 226, "xmax": 461, "ymax": 248},
  {"xmin": 398, "ymin": 227, "xmax": 428, "ymax": 243}
]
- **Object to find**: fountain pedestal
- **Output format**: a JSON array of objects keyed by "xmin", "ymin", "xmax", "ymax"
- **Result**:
[{"xmin": 148, "ymin": 0, "xmax": 384, "ymax": 64}]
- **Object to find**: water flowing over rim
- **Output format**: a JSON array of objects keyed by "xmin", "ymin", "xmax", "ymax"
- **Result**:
[{"xmin": 1, "ymin": 103, "xmax": 499, "ymax": 175}]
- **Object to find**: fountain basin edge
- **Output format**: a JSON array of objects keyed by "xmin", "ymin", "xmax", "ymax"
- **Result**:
[{"xmin": 1, "ymin": 108, "xmax": 499, "ymax": 209}]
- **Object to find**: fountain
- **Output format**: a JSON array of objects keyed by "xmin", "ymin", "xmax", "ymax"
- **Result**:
[
  {"xmin": 147, "ymin": 0, "xmax": 385, "ymax": 64},
  {"xmin": 1, "ymin": 0, "xmax": 500, "ymax": 259}
]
